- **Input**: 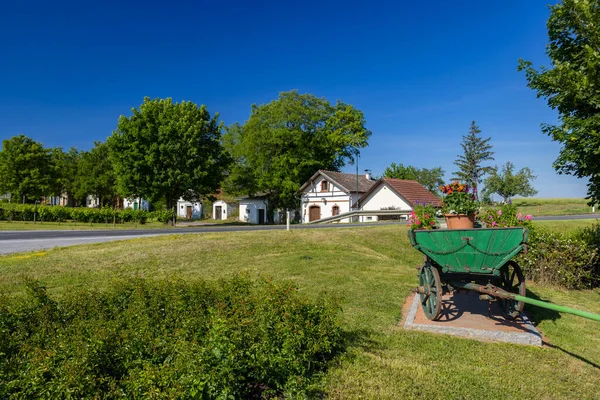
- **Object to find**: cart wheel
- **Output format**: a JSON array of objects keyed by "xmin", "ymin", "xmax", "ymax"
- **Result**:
[
  {"xmin": 499, "ymin": 261, "xmax": 526, "ymax": 319},
  {"xmin": 419, "ymin": 263, "xmax": 442, "ymax": 320}
]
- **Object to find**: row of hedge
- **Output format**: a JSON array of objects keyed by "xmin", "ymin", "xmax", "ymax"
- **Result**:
[
  {"xmin": 0, "ymin": 204, "xmax": 175, "ymax": 224},
  {"xmin": 518, "ymin": 222, "xmax": 600, "ymax": 289},
  {"xmin": 0, "ymin": 276, "xmax": 343, "ymax": 398}
]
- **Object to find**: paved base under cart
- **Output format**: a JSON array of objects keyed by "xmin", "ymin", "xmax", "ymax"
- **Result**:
[{"xmin": 401, "ymin": 291, "xmax": 543, "ymax": 346}]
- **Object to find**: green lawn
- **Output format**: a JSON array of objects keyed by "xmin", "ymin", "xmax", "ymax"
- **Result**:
[
  {"xmin": 534, "ymin": 218, "xmax": 600, "ymax": 233},
  {"xmin": 515, "ymin": 198, "xmax": 596, "ymax": 216},
  {"xmin": 1, "ymin": 225, "xmax": 599, "ymax": 399}
]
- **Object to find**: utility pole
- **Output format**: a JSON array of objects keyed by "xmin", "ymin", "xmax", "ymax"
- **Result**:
[{"xmin": 355, "ymin": 151, "xmax": 359, "ymax": 223}]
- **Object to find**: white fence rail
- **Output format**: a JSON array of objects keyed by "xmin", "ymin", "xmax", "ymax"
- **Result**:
[{"xmin": 306, "ymin": 209, "xmax": 410, "ymax": 224}]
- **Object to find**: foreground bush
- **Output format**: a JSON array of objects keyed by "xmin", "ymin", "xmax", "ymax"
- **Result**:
[
  {"xmin": 518, "ymin": 223, "xmax": 600, "ymax": 289},
  {"xmin": 0, "ymin": 276, "xmax": 342, "ymax": 398}
]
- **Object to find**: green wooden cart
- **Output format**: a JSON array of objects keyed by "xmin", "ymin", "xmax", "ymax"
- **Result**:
[{"xmin": 408, "ymin": 227, "xmax": 600, "ymax": 322}]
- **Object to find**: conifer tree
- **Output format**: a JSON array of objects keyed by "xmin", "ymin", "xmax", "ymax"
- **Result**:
[{"xmin": 452, "ymin": 121, "xmax": 495, "ymax": 198}]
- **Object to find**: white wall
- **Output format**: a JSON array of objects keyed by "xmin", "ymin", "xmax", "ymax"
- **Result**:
[
  {"xmin": 123, "ymin": 197, "xmax": 150, "ymax": 211},
  {"xmin": 239, "ymin": 198, "xmax": 279, "ymax": 224},
  {"xmin": 213, "ymin": 200, "xmax": 233, "ymax": 220},
  {"xmin": 177, "ymin": 200, "xmax": 202, "ymax": 219},
  {"xmin": 358, "ymin": 183, "xmax": 412, "ymax": 222},
  {"xmin": 300, "ymin": 175, "xmax": 353, "ymax": 223}
]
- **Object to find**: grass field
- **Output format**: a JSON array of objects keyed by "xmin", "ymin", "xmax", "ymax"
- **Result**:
[
  {"xmin": 515, "ymin": 198, "xmax": 596, "ymax": 216},
  {"xmin": 1, "ymin": 225, "xmax": 599, "ymax": 399}
]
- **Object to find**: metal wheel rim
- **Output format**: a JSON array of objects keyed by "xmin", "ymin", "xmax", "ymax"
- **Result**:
[
  {"xmin": 419, "ymin": 263, "xmax": 442, "ymax": 320},
  {"xmin": 499, "ymin": 260, "xmax": 526, "ymax": 318}
]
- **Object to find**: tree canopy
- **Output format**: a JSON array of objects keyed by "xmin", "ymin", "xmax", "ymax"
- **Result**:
[
  {"xmin": 50, "ymin": 147, "xmax": 81, "ymax": 202},
  {"xmin": 452, "ymin": 121, "xmax": 495, "ymax": 198},
  {"xmin": 224, "ymin": 90, "xmax": 371, "ymax": 215},
  {"xmin": 73, "ymin": 142, "xmax": 118, "ymax": 207},
  {"xmin": 483, "ymin": 161, "xmax": 537, "ymax": 203},
  {"xmin": 107, "ymin": 97, "xmax": 230, "ymax": 213},
  {"xmin": 0, "ymin": 135, "xmax": 53, "ymax": 203},
  {"xmin": 382, "ymin": 163, "xmax": 444, "ymax": 195},
  {"xmin": 519, "ymin": 0, "xmax": 600, "ymax": 205}
]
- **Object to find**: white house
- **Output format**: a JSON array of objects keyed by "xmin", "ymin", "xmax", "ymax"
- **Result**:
[
  {"xmin": 86, "ymin": 195, "xmax": 100, "ymax": 208},
  {"xmin": 123, "ymin": 197, "xmax": 150, "ymax": 211},
  {"xmin": 212, "ymin": 200, "xmax": 234, "ymax": 220},
  {"xmin": 237, "ymin": 194, "xmax": 280, "ymax": 224},
  {"xmin": 298, "ymin": 170, "xmax": 376, "ymax": 223},
  {"xmin": 354, "ymin": 178, "xmax": 442, "ymax": 222},
  {"xmin": 177, "ymin": 198, "xmax": 203, "ymax": 219}
]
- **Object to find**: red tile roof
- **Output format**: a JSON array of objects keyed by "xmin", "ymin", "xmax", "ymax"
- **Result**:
[{"xmin": 383, "ymin": 178, "xmax": 442, "ymax": 207}]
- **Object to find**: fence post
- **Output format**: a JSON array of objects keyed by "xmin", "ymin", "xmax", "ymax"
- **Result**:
[{"xmin": 286, "ymin": 211, "xmax": 290, "ymax": 231}]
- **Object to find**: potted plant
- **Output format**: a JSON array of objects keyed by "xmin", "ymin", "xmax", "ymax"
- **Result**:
[
  {"xmin": 440, "ymin": 181, "xmax": 479, "ymax": 229},
  {"xmin": 408, "ymin": 202, "xmax": 438, "ymax": 230}
]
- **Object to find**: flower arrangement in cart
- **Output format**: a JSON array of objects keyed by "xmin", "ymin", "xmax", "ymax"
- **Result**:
[{"xmin": 440, "ymin": 181, "xmax": 479, "ymax": 215}]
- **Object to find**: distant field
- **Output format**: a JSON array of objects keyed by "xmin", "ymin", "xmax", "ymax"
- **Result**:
[
  {"xmin": 515, "ymin": 198, "xmax": 595, "ymax": 216},
  {"xmin": 1, "ymin": 225, "xmax": 598, "ymax": 399}
]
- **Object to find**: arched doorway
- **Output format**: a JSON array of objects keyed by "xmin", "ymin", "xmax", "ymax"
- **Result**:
[{"xmin": 309, "ymin": 205, "xmax": 321, "ymax": 222}]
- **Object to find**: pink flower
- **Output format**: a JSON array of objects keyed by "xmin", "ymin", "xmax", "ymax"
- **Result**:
[
  {"xmin": 415, "ymin": 219, "xmax": 420, "ymax": 225},
  {"xmin": 425, "ymin": 214, "xmax": 430, "ymax": 218},
  {"xmin": 488, "ymin": 215, "xmax": 493, "ymax": 220},
  {"xmin": 492, "ymin": 221, "xmax": 497, "ymax": 227},
  {"xmin": 430, "ymin": 221, "xmax": 435, "ymax": 226},
  {"xmin": 497, "ymin": 210, "xmax": 502, "ymax": 216},
  {"xmin": 525, "ymin": 215, "xmax": 532, "ymax": 220},
  {"xmin": 517, "ymin": 213, "xmax": 523, "ymax": 219}
]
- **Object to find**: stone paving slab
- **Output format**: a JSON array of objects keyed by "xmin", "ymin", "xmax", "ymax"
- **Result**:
[{"xmin": 402, "ymin": 290, "xmax": 542, "ymax": 346}]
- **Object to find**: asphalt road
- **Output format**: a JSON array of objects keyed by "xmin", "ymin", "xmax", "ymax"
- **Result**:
[
  {"xmin": 1, "ymin": 214, "xmax": 598, "ymax": 255},
  {"xmin": 0, "ymin": 222, "xmax": 403, "ymax": 255}
]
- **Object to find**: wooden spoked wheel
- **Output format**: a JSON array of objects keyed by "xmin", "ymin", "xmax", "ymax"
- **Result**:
[
  {"xmin": 499, "ymin": 261, "xmax": 526, "ymax": 319},
  {"xmin": 419, "ymin": 263, "xmax": 442, "ymax": 320}
]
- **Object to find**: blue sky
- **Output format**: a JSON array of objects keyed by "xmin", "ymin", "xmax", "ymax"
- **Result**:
[{"xmin": 0, "ymin": 0, "xmax": 587, "ymax": 198}]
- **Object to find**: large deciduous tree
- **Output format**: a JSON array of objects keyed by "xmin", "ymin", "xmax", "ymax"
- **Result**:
[
  {"xmin": 0, "ymin": 134, "xmax": 53, "ymax": 203},
  {"xmin": 518, "ymin": 0, "xmax": 600, "ymax": 205},
  {"xmin": 483, "ymin": 161, "xmax": 537, "ymax": 203},
  {"xmin": 225, "ymin": 90, "xmax": 371, "ymax": 220},
  {"xmin": 107, "ymin": 97, "xmax": 230, "ymax": 217},
  {"xmin": 453, "ymin": 121, "xmax": 495, "ymax": 198},
  {"xmin": 74, "ymin": 142, "xmax": 119, "ymax": 207},
  {"xmin": 50, "ymin": 147, "xmax": 81, "ymax": 203},
  {"xmin": 382, "ymin": 163, "xmax": 445, "ymax": 195}
]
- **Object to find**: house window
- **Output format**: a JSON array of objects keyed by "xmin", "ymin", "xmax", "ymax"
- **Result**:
[
  {"xmin": 320, "ymin": 180, "xmax": 329, "ymax": 192},
  {"xmin": 332, "ymin": 205, "xmax": 340, "ymax": 216}
]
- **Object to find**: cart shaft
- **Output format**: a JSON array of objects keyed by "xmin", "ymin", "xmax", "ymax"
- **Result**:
[{"xmin": 449, "ymin": 281, "xmax": 600, "ymax": 322}]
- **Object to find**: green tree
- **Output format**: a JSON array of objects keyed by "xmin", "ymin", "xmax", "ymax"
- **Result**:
[
  {"xmin": 518, "ymin": 0, "xmax": 600, "ymax": 205},
  {"xmin": 50, "ymin": 147, "xmax": 82, "ymax": 204},
  {"xmin": 382, "ymin": 163, "xmax": 445, "ymax": 195},
  {"xmin": 483, "ymin": 161, "xmax": 538, "ymax": 203},
  {"xmin": 107, "ymin": 97, "xmax": 230, "ymax": 220},
  {"xmin": 74, "ymin": 142, "xmax": 119, "ymax": 207},
  {"xmin": 225, "ymin": 90, "xmax": 370, "ymax": 221},
  {"xmin": 0, "ymin": 134, "xmax": 53, "ymax": 203},
  {"xmin": 453, "ymin": 121, "xmax": 495, "ymax": 198}
]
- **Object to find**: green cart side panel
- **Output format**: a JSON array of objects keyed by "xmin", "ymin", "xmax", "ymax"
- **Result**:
[{"xmin": 408, "ymin": 227, "xmax": 528, "ymax": 274}]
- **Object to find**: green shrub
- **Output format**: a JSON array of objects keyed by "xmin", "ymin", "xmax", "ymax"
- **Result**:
[
  {"xmin": 518, "ymin": 225, "xmax": 600, "ymax": 289},
  {"xmin": 0, "ymin": 276, "xmax": 343, "ymax": 398}
]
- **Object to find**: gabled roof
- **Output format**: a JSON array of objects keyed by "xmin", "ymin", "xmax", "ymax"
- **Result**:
[
  {"xmin": 356, "ymin": 178, "xmax": 442, "ymax": 208},
  {"xmin": 299, "ymin": 170, "xmax": 376, "ymax": 194}
]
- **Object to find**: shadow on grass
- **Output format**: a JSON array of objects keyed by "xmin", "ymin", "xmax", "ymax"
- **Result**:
[
  {"xmin": 543, "ymin": 342, "xmax": 600, "ymax": 370},
  {"xmin": 523, "ymin": 288, "xmax": 562, "ymax": 324}
]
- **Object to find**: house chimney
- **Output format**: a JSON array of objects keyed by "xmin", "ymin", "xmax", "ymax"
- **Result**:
[{"xmin": 364, "ymin": 169, "xmax": 372, "ymax": 180}]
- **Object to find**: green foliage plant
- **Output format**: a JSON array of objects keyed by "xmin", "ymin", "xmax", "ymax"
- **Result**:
[
  {"xmin": 519, "ymin": 0, "xmax": 600, "ymax": 206},
  {"xmin": 481, "ymin": 204, "xmax": 533, "ymax": 228},
  {"xmin": 108, "ymin": 97, "xmax": 230, "ymax": 220},
  {"xmin": 484, "ymin": 161, "xmax": 538, "ymax": 203},
  {"xmin": 440, "ymin": 181, "xmax": 479, "ymax": 215},
  {"xmin": 382, "ymin": 163, "xmax": 445, "ymax": 195},
  {"xmin": 408, "ymin": 203, "xmax": 437, "ymax": 229},
  {"xmin": 0, "ymin": 276, "xmax": 343, "ymax": 398}
]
